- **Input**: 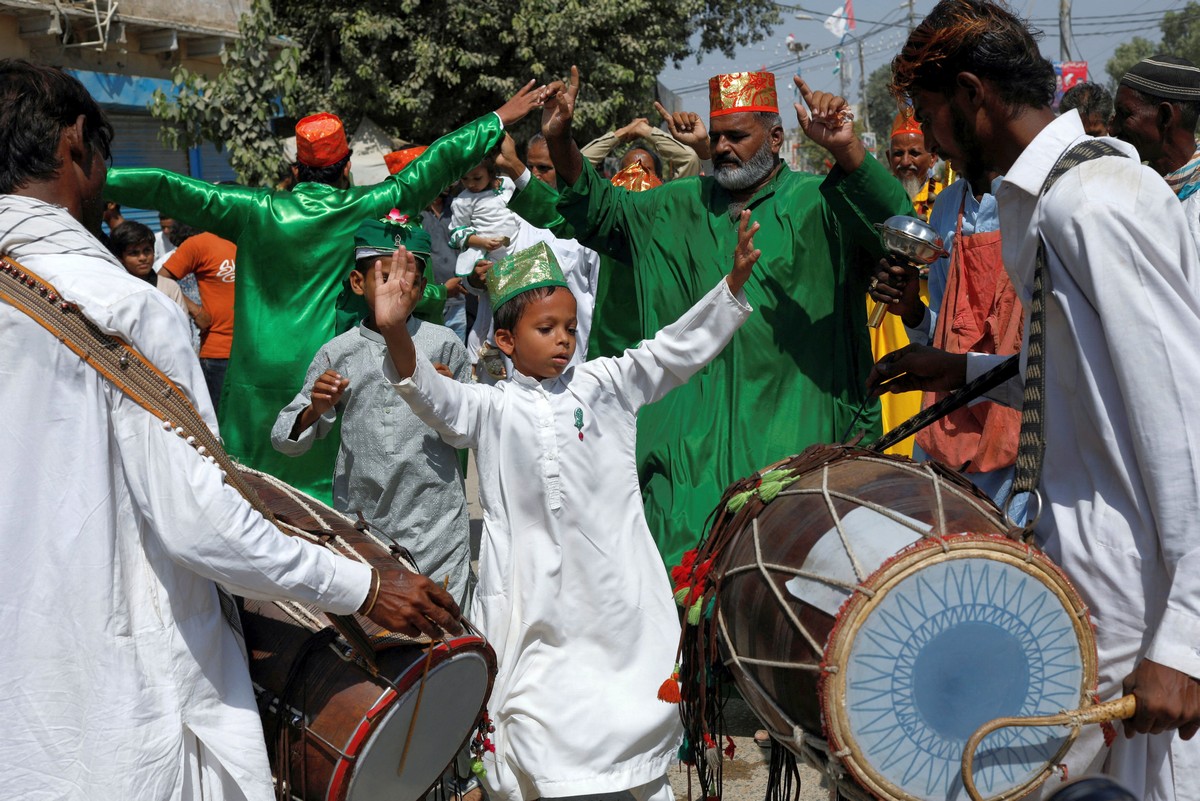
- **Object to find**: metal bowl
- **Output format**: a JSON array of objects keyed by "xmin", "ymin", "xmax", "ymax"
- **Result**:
[{"xmin": 873, "ymin": 215, "xmax": 948, "ymax": 265}]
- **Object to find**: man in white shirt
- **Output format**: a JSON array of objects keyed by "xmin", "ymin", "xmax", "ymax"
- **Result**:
[
  {"xmin": 868, "ymin": 2, "xmax": 1200, "ymax": 797},
  {"xmin": 0, "ymin": 59, "xmax": 461, "ymax": 801}
]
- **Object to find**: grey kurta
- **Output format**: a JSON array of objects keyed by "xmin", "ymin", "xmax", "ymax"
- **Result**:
[{"xmin": 271, "ymin": 319, "xmax": 473, "ymax": 605}]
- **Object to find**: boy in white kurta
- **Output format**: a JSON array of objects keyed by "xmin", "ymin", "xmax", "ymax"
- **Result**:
[{"xmin": 376, "ymin": 217, "xmax": 763, "ymax": 801}]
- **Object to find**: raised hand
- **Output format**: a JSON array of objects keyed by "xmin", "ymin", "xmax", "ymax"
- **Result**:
[
  {"xmin": 794, "ymin": 75, "xmax": 864, "ymax": 171},
  {"xmin": 615, "ymin": 117, "xmax": 650, "ymax": 142},
  {"xmin": 495, "ymin": 79, "xmax": 546, "ymax": 127},
  {"xmin": 309, "ymin": 369, "xmax": 349, "ymax": 416},
  {"xmin": 372, "ymin": 248, "xmax": 423, "ymax": 334},
  {"xmin": 365, "ymin": 564, "xmax": 463, "ymax": 638},
  {"xmin": 726, "ymin": 210, "xmax": 761, "ymax": 296},
  {"xmin": 655, "ymin": 101, "xmax": 711, "ymax": 160},
  {"xmin": 494, "ymin": 133, "xmax": 526, "ymax": 179},
  {"xmin": 542, "ymin": 65, "xmax": 581, "ymax": 139}
]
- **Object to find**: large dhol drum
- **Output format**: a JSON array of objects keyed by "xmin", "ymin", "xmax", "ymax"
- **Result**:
[
  {"xmin": 236, "ymin": 468, "xmax": 496, "ymax": 801},
  {"xmin": 681, "ymin": 445, "xmax": 1097, "ymax": 801}
]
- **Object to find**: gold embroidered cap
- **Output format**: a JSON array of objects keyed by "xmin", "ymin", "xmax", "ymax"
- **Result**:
[
  {"xmin": 610, "ymin": 161, "xmax": 662, "ymax": 192},
  {"xmin": 708, "ymin": 72, "xmax": 778, "ymax": 117},
  {"xmin": 487, "ymin": 242, "xmax": 569, "ymax": 310}
]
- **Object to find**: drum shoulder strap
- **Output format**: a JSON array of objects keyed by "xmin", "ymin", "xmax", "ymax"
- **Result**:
[{"xmin": 1012, "ymin": 139, "xmax": 1129, "ymax": 495}]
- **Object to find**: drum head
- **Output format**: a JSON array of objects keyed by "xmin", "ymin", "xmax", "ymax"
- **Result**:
[
  {"xmin": 821, "ymin": 536, "xmax": 1096, "ymax": 801},
  {"xmin": 345, "ymin": 648, "xmax": 493, "ymax": 801}
]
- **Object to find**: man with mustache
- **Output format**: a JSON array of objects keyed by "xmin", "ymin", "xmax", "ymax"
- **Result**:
[
  {"xmin": 887, "ymin": 110, "xmax": 942, "ymax": 220},
  {"xmin": 539, "ymin": 67, "xmax": 912, "ymax": 568}
]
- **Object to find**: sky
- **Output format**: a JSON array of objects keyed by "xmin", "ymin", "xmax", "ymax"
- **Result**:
[{"xmin": 657, "ymin": 0, "xmax": 1191, "ymax": 122}]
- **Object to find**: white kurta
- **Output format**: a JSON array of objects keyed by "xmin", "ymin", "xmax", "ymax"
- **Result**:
[
  {"xmin": 388, "ymin": 279, "xmax": 752, "ymax": 801},
  {"xmin": 0, "ymin": 209, "xmax": 371, "ymax": 800},
  {"xmin": 966, "ymin": 112, "xmax": 1200, "ymax": 800}
]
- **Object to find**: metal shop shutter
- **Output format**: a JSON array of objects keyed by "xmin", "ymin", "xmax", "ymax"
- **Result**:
[{"xmin": 107, "ymin": 113, "xmax": 190, "ymax": 231}]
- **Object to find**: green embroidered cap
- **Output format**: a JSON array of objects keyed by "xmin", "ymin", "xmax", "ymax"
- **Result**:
[
  {"xmin": 487, "ymin": 241, "xmax": 569, "ymax": 310},
  {"xmin": 353, "ymin": 213, "xmax": 431, "ymax": 261}
]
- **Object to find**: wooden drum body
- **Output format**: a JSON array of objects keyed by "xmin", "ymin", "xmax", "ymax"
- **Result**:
[
  {"xmin": 233, "ymin": 467, "xmax": 496, "ymax": 801},
  {"xmin": 694, "ymin": 446, "xmax": 1097, "ymax": 801}
]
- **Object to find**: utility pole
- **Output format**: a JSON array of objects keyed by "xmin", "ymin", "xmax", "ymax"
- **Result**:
[
  {"xmin": 1059, "ymin": 0, "xmax": 1073, "ymax": 61},
  {"xmin": 907, "ymin": 0, "xmax": 915, "ymax": 32},
  {"xmin": 858, "ymin": 37, "xmax": 870, "ymax": 132}
]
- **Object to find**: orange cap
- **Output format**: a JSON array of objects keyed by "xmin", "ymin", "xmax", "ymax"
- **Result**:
[
  {"xmin": 384, "ymin": 146, "xmax": 428, "ymax": 174},
  {"xmin": 610, "ymin": 161, "xmax": 662, "ymax": 192},
  {"xmin": 708, "ymin": 72, "xmax": 778, "ymax": 117},
  {"xmin": 295, "ymin": 112, "xmax": 350, "ymax": 168},
  {"xmin": 891, "ymin": 110, "xmax": 923, "ymax": 139}
]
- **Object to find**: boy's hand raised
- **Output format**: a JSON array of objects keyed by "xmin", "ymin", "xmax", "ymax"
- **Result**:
[
  {"xmin": 726, "ymin": 210, "xmax": 761, "ymax": 296},
  {"xmin": 373, "ymin": 248, "xmax": 423, "ymax": 334},
  {"xmin": 495, "ymin": 79, "xmax": 546, "ymax": 127}
]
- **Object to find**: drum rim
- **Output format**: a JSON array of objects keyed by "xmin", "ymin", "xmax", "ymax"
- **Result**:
[
  {"xmin": 819, "ymin": 533, "xmax": 1098, "ymax": 801},
  {"xmin": 328, "ymin": 635, "xmax": 497, "ymax": 801}
]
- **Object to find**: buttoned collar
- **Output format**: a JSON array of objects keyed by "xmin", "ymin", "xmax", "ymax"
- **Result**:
[{"xmin": 509, "ymin": 366, "xmax": 569, "ymax": 392}]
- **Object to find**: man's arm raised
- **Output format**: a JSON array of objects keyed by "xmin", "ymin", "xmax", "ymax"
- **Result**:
[{"xmin": 541, "ymin": 66, "xmax": 586, "ymax": 187}]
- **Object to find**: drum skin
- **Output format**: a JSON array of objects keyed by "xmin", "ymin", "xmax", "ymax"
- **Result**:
[{"xmin": 714, "ymin": 452, "xmax": 1008, "ymax": 739}]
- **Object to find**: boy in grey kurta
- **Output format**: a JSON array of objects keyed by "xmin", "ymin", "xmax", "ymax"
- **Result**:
[{"xmin": 271, "ymin": 215, "xmax": 473, "ymax": 605}]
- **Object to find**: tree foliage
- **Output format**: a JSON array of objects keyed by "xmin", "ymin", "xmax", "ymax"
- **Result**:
[
  {"xmin": 275, "ymin": 0, "xmax": 781, "ymax": 145},
  {"xmin": 866, "ymin": 63, "xmax": 900, "ymax": 137},
  {"xmin": 1105, "ymin": 3, "xmax": 1200, "ymax": 90},
  {"xmin": 150, "ymin": 0, "xmax": 299, "ymax": 186}
]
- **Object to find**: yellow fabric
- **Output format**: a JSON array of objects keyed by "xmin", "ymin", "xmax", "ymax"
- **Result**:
[
  {"xmin": 869, "ymin": 278, "xmax": 930, "ymax": 456},
  {"xmin": 913, "ymin": 178, "xmax": 945, "ymax": 222}
]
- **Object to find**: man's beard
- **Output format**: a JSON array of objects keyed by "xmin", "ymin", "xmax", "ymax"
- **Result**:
[
  {"xmin": 898, "ymin": 172, "xmax": 924, "ymax": 200},
  {"xmin": 950, "ymin": 101, "xmax": 988, "ymax": 192},
  {"xmin": 714, "ymin": 138, "xmax": 778, "ymax": 191}
]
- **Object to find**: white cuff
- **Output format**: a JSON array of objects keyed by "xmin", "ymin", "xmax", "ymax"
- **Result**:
[{"xmin": 514, "ymin": 170, "xmax": 532, "ymax": 191}]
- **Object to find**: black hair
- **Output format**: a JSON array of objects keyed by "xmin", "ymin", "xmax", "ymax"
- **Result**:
[
  {"xmin": 0, "ymin": 59, "xmax": 113, "ymax": 194},
  {"xmin": 1060, "ymin": 82, "xmax": 1114, "ymax": 120},
  {"xmin": 107, "ymin": 220, "xmax": 155, "ymax": 258},
  {"xmin": 169, "ymin": 221, "xmax": 202, "ymax": 247},
  {"xmin": 892, "ymin": 0, "xmax": 1056, "ymax": 111},
  {"xmin": 493, "ymin": 286, "xmax": 561, "ymax": 332},
  {"xmin": 294, "ymin": 151, "xmax": 352, "ymax": 186}
]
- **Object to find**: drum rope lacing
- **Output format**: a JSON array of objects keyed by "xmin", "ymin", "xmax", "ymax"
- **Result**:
[{"xmin": 677, "ymin": 444, "xmax": 1006, "ymax": 801}]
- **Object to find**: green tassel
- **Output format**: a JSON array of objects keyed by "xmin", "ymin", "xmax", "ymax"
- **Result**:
[
  {"xmin": 687, "ymin": 598, "xmax": 704, "ymax": 626},
  {"xmin": 759, "ymin": 479, "xmax": 783, "ymax": 503},
  {"xmin": 471, "ymin": 759, "xmax": 486, "ymax": 777},
  {"xmin": 726, "ymin": 489, "xmax": 754, "ymax": 512},
  {"xmin": 673, "ymin": 586, "xmax": 691, "ymax": 606}
]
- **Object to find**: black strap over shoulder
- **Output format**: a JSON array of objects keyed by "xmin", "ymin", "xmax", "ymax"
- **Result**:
[{"xmin": 1011, "ymin": 139, "xmax": 1128, "ymax": 497}]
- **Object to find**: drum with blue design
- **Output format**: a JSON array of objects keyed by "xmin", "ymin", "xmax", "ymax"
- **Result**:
[{"xmin": 710, "ymin": 446, "xmax": 1097, "ymax": 801}]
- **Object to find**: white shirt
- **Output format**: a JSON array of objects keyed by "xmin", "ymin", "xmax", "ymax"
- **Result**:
[
  {"xmin": 0, "ymin": 238, "xmax": 370, "ymax": 798},
  {"xmin": 967, "ymin": 111, "xmax": 1200, "ymax": 798},
  {"xmin": 388, "ymin": 279, "xmax": 751, "ymax": 801}
]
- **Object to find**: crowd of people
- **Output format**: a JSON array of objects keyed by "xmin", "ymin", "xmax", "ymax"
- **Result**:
[{"xmin": 3, "ymin": 0, "xmax": 1200, "ymax": 799}]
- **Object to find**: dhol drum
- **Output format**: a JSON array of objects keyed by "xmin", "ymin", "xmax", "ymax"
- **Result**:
[
  {"xmin": 236, "ymin": 468, "xmax": 496, "ymax": 801},
  {"xmin": 677, "ymin": 445, "xmax": 1098, "ymax": 801}
]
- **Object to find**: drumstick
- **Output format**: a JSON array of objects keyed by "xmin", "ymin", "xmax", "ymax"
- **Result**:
[
  {"xmin": 397, "ymin": 575, "xmax": 451, "ymax": 778},
  {"xmin": 961, "ymin": 694, "xmax": 1136, "ymax": 801}
]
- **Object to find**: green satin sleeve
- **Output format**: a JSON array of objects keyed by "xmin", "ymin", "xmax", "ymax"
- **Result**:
[
  {"xmin": 414, "ymin": 271, "xmax": 447, "ymax": 321},
  {"xmin": 104, "ymin": 168, "xmax": 261, "ymax": 243},
  {"xmin": 362, "ymin": 112, "xmax": 506, "ymax": 217},
  {"xmin": 508, "ymin": 174, "xmax": 576, "ymax": 237},
  {"xmin": 555, "ymin": 158, "xmax": 660, "ymax": 260},
  {"xmin": 820, "ymin": 154, "xmax": 914, "ymax": 261}
]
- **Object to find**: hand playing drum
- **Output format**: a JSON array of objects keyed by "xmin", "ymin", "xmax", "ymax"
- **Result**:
[{"xmin": 362, "ymin": 564, "xmax": 463, "ymax": 638}]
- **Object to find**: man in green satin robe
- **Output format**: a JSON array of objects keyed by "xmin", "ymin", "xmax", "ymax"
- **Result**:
[
  {"xmin": 105, "ymin": 87, "xmax": 543, "ymax": 502},
  {"xmin": 538, "ymin": 68, "xmax": 913, "ymax": 568}
]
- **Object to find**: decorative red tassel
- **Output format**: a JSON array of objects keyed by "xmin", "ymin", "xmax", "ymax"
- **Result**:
[
  {"xmin": 657, "ymin": 673, "xmax": 681, "ymax": 703},
  {"xmin": 1102, "ymin": 720, "xmax": 1117, "ymax": 747},
  {"xmin": 724, "ymin": 735, "xmax": 736, "ymax": 760}
]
